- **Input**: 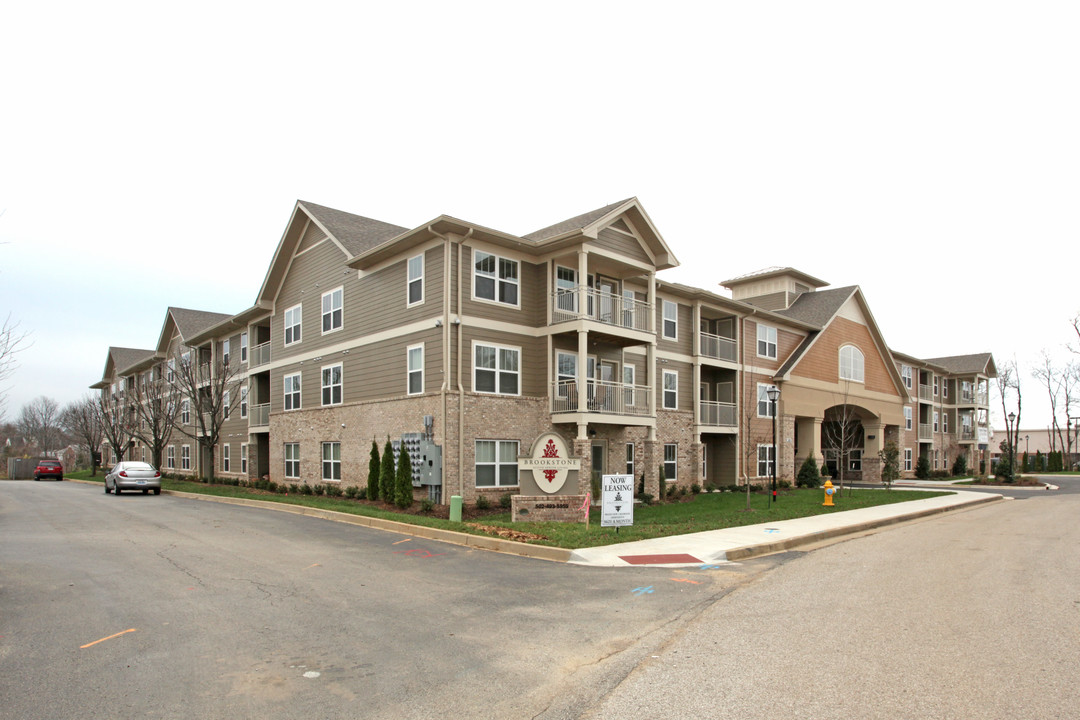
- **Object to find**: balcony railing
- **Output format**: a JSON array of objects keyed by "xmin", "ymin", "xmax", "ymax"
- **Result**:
[
  {"xmin": 699, "ymin": 332, "xmax": 737, "ymax": 362},
  {"xmin": 918, "ymin": 385, "xmax": 933, "ymax": 402},
  {"xmin": 551, "ymin": 288, "xmax": 651, "ymax": 333},
  {"xmin": 960, "ymin": 427, "xmax": 976, "ymax": 441},
  {"xmin": 699, "ymin": 401, "xmax": 737, "ymax": 427},
  {"xmin": 250, "ymin": 341, "xmax": 271, "ymax": 368},
  {"xmin": 249, "ymin": 403, "xmax": 270, "ymax": 428},
  {"xmin": 551, "ymin": 380, "xmax": 652, "ymax": 416},
  {"xmin": 919, "ymin": 423, "xmax": 933, "ymax": 441}
]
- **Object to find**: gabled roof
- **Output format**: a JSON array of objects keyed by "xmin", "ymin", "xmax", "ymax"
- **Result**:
[
  {"xmin": 92, "ymin": 346, "xmax": 156, "ymax": 387},
  {"xmin": 923, "ymin": 353, "xmax": 998, "ymax": 377},
  {"xmin": 523, "ymin": 198, "xmax": 633, "ymax": 242},
  {"xmin": 722, "ymin": 266, "xmax": 829, "ymax": 290},
  {"xmin": 155, "ymin": 307, "xmax": 233, "ymax": 355},
  {"xmin": 299, "ymin": 200, "xmax": 410, "ymax": 257},
  {"xmin": 776, "ymin": 286, "xmax": 857, "ymax": 327}
]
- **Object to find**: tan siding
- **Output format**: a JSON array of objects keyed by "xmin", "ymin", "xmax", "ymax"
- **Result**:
[
  {"xmin": 297, "ymin": 220, "xmax": 326, "ymax": 254},
  {"xmin": 747, "ymin": 320, "xmax": 803, "ymax": 372},
  {"xmin": 595, "ymin": 227, "xmax": 650, "ymax": 264},
  {"xmin": 466, "ymin": 328, "xmax": 545, "ymax": 396},
  {"xmin": 462, "ymin": 247, "xmax": 544, "ymax": 327},
  {"xmin": 792, "ymin": 317, "xmax": 899, "ymax": 396},
  {"xmin": 656, "ymin": 297, "xmax": 694, "ymax": 355},
  {"xmin": 273, "ymin": 240, "xmax": 349, "ymax": 361}
]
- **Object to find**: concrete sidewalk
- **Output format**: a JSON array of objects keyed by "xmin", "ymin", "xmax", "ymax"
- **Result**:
[{"xmin": 568, "ymin": 490, "xmax": 1004, "ymax": 567}]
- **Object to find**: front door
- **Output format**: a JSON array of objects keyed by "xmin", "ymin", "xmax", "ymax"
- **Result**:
[{"xmin": 597, "ymin": 277, "xmax": 618, "ymax": 323}]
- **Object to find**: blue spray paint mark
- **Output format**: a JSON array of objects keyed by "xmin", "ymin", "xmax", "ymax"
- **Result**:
[{"xmin": 631, "ymin": 586, "xmax": 655, "ymax": 596}]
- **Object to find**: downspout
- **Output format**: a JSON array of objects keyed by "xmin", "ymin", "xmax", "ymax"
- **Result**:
[{"xmin": 456, "ymin": 230, "xmax": 473, "ymax": 498}]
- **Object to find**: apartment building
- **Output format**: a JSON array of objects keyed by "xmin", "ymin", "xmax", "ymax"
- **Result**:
[{"xmin": 93, "ymin": 198, "xmax": 996, "ymax": 502}]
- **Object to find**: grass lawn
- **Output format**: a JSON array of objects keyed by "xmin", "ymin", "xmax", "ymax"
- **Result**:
[{"xmin": 64, "ymin": 469, "xmax": 947, "ymax": 550}]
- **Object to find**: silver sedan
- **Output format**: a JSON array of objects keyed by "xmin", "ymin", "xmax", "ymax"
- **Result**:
[{"xmin": 105, "ymin": 462, "xmax": 162, "ymax": 495}]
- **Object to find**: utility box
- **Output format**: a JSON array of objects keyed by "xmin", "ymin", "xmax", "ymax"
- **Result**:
[{"xmin": 392, "ymin": 433, "xmax": 443, "ymax": 487}]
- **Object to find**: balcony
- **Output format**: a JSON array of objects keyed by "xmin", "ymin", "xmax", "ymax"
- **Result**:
[
  {"xmin": 551, "ymin": 288, "xmax": 651, "ymax": 333},
  {"xmin": 551, "ymin": 380, "xmax": 651, "ymax": 417},
  {"xmin": 960, "ymin": 427, "xmax": 976, "ymax": 441},
  {"xmin": 699, "ymin": 401, "xmax": 737, "ymax": 427},
  {"xmin": 918, "ymin": 385, "xmax": 933, "ymax": 402},
  {"xmin": 250, "ymin": 341, "xmax": 271, "ymax": 368},
  {"xmin": 249, "ymin": 403, "xmax": 270, "ymax": 428},
  {"xmin": 919, "ymin": 423, "xmax": 933, "ymax": 441},
  {"xmin": 699, "ymin": 331, "xmax": 737, "ymax": 362}
]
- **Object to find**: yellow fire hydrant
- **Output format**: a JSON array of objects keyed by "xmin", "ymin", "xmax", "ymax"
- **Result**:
[{"xmin": 822, "ymin": 479, "xmax": 835, "ymax": 507}]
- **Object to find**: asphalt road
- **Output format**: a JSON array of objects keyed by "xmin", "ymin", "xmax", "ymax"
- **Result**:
[
  {"xmin": 581, "ymin": 479, "xmax": 1080, "ymax": 719},
  {"xmin": 0, "ymin": 480, "xmax": 783, "ymax": 720}
]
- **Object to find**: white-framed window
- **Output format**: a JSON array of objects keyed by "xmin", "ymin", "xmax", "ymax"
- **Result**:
[
  {"xmin": 942, "ymin": 380, "xmax": 949, "ymax": 399},
  {"xmin": 322, "ymin": 364, "xmax": 343, "ymax": 406},
  {"xmin": 408, "ymin": 345, "xmax": 424, "ymax": 395},
  {"xmin": 849, "ymin": 449, "xmax": 863, "ymax": 471},
  {"xmin": 321, "ymin": 287, "xmax": 343, "ymax": 334},
  {"xmin": 473, "ymin": 250, "xmax": 519, "ymax": 306},
  {"xmin": 664, "ymin": 443, "xmax": 677, "ymax": 480},
  {"xmin": 662, "ymin": 300, "xmax": 678, "ymax": 340},
  {"xmin": 181, "ymin": 399, "xmax": 190, "ymax": 425},
  {"xmin": 284, "ymin": 304, "xmax": 302, "ymax": 346},
  {"xmin": 757, "ymin": 444, "xmax": 774, "ymax": 477},
  {"xmin": 240, "ymin": 386, "xmax": 248, "ymax": 418},
  {"xmin": 222, "ymin": 443, "xmax": 231, "ymax": 473},
  {"xmin": 933, "ymin": 411, "xmax": 939, "ymax": 432},
  {"xmin": 241, "ymin": 443, "xmax": 248, "ymax": 474},
  {"xmin": 901, "ymin": 364, "xmax": 912, "ymax": 389},
  {"xmin": 240, "ymin": 332, "xmax": 248, "ymax": 363},
  {"xmin": 555, "ymin": 266, "xmax": 578, "ymax": 313},
  {"xmin": 757, "ymin": 324, "xmax": 777, "ymax": 359},
  {"xmin": 475, "ymin": 440, "xmax": 519, "ymax": 487},
  {"xmin": 932, "ymin": 377, "xmax": 939, "ymax": 397},
  {"xmin": 181, "ymin": 445, "xmax": 191, "ymax": 471},
  {"xmin": 757, "ymin": 383, "xmax": 778, "ymax": 418},
  {"xmin": 322, "ymin": 442, "xmax": 341, "ymax": 481},
  {"xmin": 943, "ymin": 413, "xmax": 948, "ymax": 433},
  {"xmin": 904, "ymin": 448, "xmax": 912, "ymax": 471},
  {"xmin": 662, "ymin": 369, "xmax": 678, "ymax": 410},
  {"xmin": 625, "ymin": 442, "xmax": 635, "ymax": 477},
  {"xmin": 904, "ymin": 406, "xmax": 912, "ymax": 431},
  {"xmin": 167, "ymin": 446, "xmax": 175, "ymax": 469},
  {"xmin": 167, "ymin": 358, "xmax": 175, "ymax": 382},
  {"xmin": 408, "ymin": 254, "xmax": 424, "ymax": 306},
  {"xmin": 474, "ymin": 342, "xmax": 520, "ymax": 395},
  {"xmin": 141, "ymin": 446, "xmax": 146, "ymax": 462},
  {"xmin": 222, "ymin": 338, "xmax": 230, "ymax": 367},
  {"xmin": 223, "ymin": 390, "xmax": 230, "ymax": 419},
  {"xmin": 284, "ymin": 372, "xmax": 301, "ymax": 411},
  {"xmin": 623, "ymin": 364, "xmax": 636, "ymax": 407},
  {"xmin": 557, "ymin": 352, "xmax": 577, "ymax": 396},
  {"xmin": 284, "ymin": 443, "xmax": 300, "ymax": 478},
  {"xmin": 839, "ymin": 345, "xmax": 865, "ymax": 383}
]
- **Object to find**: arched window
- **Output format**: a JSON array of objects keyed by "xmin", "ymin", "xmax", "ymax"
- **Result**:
[{"xmin": 839, "ymin": 345, "xmax": 865, "ymax": 382}]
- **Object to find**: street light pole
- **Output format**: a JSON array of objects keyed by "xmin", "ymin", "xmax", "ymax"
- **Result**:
[
  {"xmin": 767, "ymin": 386, "xmax": 780, "ymax": 506},
  {"xmin": 1007, "ymin": 411, "xmax": 1016, "ymax": 477}
]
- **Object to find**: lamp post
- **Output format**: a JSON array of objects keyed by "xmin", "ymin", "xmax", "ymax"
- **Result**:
[
  {"xmin": 767, "ymin": 386, "xmax": 780, "ymax": 506},
  {"xmin": 1007, "ymin": 411, "xmax": 1016, "ymax": 477}
]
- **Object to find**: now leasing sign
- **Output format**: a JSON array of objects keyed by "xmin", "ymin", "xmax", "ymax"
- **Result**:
[{"xmin": 601, "ymin": 474, "xmax": 634, "ymax": 527}]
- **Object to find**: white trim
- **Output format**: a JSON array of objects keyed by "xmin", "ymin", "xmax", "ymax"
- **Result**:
[
  {"xmin": 662, "ymin": 299, "xmax": 678, "ymax": 340},
  {"xmin": 284, "ymin": 442, "xmax": 300, "ymax": 478},
  {"xmin": 757, "ymin": 383, "xmax": 778, "ymax": 418},
  {"xmin": 472, "ymin": 340, "xmax": 521, "ymax": 396},
  {"xmin": 839, "ymin": 344, "xmax": 865, "ymax": 383},
  {"xmin": 321, "ymin": 441, "xmax": 341, "ymax": 482},
  {"xmin": 474, "ymin": 439, "xmax": 520, "ymax": 488},
  {"xmin": 757, "ymin": 324, "xmax": 778, "ymax": 360},
  {"xmin": 321, "ymin": 362, "xmax": 343, "ymax": 406},
  {"xmin": 663, "ymin": 442, "xmax": 678, "ymax": 480},
  {"xmin": 407, "ymin": 344, "xmax": 424, "ymax": 396},
  {"xmin": 407, "ymin": 253, "xmax": 424, "ymax": 307},
  {"xmin": 284, "ymin": 303, "xmax": 303, "ymax": 346},
  {"xmin": 284, "ymin": 372, "xmax": 302, "ymax": 411},
  {"xmin": 472, "ymin": 249, "xmax": 520, "ymax": 308},
  {"xmin": 241, "ymin": 443, "xmax": 248, "ymax": 475},
  {"xmin": 321, "ymin": 287, "xmax": 343, "ymax": 335},
  {"xmin": 222, "ymin": 443, "xmax": 231, "ymax": 473},
  {"xmin": 662, "ymin": 369, "xmax": 678, "ymax": 410}
]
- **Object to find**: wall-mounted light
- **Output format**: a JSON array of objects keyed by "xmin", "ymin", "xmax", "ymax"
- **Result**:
[{"xmin": 435, "ymin": 319, "xmax": 443, "ymax": 327}]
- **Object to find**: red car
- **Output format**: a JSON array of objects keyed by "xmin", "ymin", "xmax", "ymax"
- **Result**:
[{"xmin": 34, "ymin": 460, "xmax": 64, "ymax": 481}]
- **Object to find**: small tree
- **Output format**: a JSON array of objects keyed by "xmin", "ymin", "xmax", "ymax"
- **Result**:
[
  {"xmin": 98, "ymin": 393, "xmax": 136, "ymax": 465},
  {"xmin": 379, "ymin": 438, "xmax": 396, "ymax": 501},
  {"xmin": 996, "ymin": 439, "xmax": 1015, "ymax": 482},
  {"xmin": 657, "ymin": 463, "xmax": 666, "ymax": 503},
  {"xmin": 169, "ymin": 348, "xmax": 242, "ymax": 480},
  {"xmin": 915, "ymin": 454, "xmax": 931, "ymax": 480},
  {"xmin": 879, "ymin": 442, "xmax": 900, "ymax": 489},
  {"xmin": 796, "ymin": 456, "xmax": 822, "ymax": 488},
  {"xmin": 61, "ymin": 395, "xmax": 104, "ymax": 476},
  {"xmin": 395, "ymin": 446, "xmax": 413, "ymax": 508},
  {"xmin": 951, "ymin": 453, "xmax": 968, "ymax": 478},
  {"xmin": 366, "ymin": 439, "xmax": 380, "ymax": 500}
]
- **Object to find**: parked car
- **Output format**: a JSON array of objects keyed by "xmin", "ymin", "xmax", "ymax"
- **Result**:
[
  {"xmin": 34, "ymin": 460, "xmax": 64, "ymax": 481},
  {"xmin": 105, "ymin": 462, "xmax": 162, "ymax": 495}
]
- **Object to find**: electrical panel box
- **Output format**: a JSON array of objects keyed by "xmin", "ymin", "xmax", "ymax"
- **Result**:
[{"xmin": 392, "ymin": 433, "xmax": 443, "ymax": 487}]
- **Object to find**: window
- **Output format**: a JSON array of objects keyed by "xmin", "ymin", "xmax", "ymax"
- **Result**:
[
  {"xmin": 284, "ymin": 443, "xmax": 300, "ymax": 478},
  {"xmin": 623, "ymin": 365, "xmax": 636, "ymax": 407},
  {"xmin": 222, "ymin": 443, "xmax": 231, "ymax": 473},
  {"xmin": 181, "ymin": 445, "xmax": 191, "ymax": 471},
  {"xmin": 321, "ymin": 288, "xmax": 343, "ymax": 334},
  {"xmin": 662, "ymin": 300, "xmax": 678, "ymax": 340},
  {"xmin": 222, "ymin": 339, "xmax": 230, "ymax": 367},
  {"xmin": 757, "ymin": 444, "xmax": 775, "ymax": 477},
  {"xmin": 664, "ymin": 443, "xmax": 677, "ymax": 480},
  {"xmin": 167, "ymin": 358, "xmax": 175, "ymax": 382},
  {"xmin": 240, "ymin": 386, "xmax": 248, "ymax": 418},
  {"xmin": 663, "ymin": 370, "xmax": 678, "ymax": 410},
  {"xmin": 322, "ymin": 442, "xmax": 341, "ymax": 481},
  {"xmin": 839, "ymin": 345, "xmax": 865, "ymax": 383},
  {"xmin": 625, "ymin": 443, "xmax": 635, "ymax": 477},
  {"xmin": 757, "ymin": 383, "xmax": 778, "ymax": 418},
  {"xmin": 904, "ymin": 448, "xmax": 912, "ymax": 471},
  {"xmin": 942, "ymin": 380, "xmax": 949, "ymax": 399},
  {"xmin": 943, "ymin": 413, "xmax": 949, "ymax": 433},
  {"xmin": 408, "ymin": 254, "xmax": 424, "ymax": 305},
  {"xmin": 240, "ymin": 332, "xmax": 248, "ymax": 363},
  {"xmin": 167, "ymin": 446, "xmax": 175, "ymax": 469},
  {"xmin": 241, "ymin": 443, "xmax": 248, "ymax": 474},
  {"xmin": 557, "ymin": 352, "xmax": 577, "ymax": 393},
  {"xmin": 322, "ymin": 364, "xmax": 342, "ymax": 406},
  {"xmin": 284, "ymin": 373, "xmax": 301, "ymax": 411},
  {"xmin": 181, "ymin": 399, "xmax": 190, "ymax": 425},
  {"xmin": 848, "ymin": 449, "xmax": 862, "ymax": 471},
  {"xmin": 474, "ymin": 251, "xmax": 519, "ymax": 306},
  {"xmin": 904, "ymin": 406, "xmax": 912, "ymax": 431},
  {"xmin": 555, "ymin": 266, "xmax": 578, "ymax": 312},
  {"xmin": 901, "ymin": 364, "xmax": 912, "ymax": 389},
  {"xmin": 474, "ymin": 343, "xmax": 519, "ymax": 395},
  {"xmin": 475, "ymin": 440, "xmax": 519, "ymax": 487},
  {"xmin": 932, "ymin": 377, "xmax": 939, "ymax": 397},
  {"xmin": 223, "ymin": 390, "xmax": 230, "ymax": 419},
  {"xmin": 284, "ymin": 304, "xmax": 302, "ymax": 345},
  {"xmin": 757, "ymin": 324, "xmax": 777, "ymax": 359},
  {"xmin": 408, "ymin": 346, "xmax": 424, "ymax": 395},
  {"xmin": 933, "ymin": 411, "xmax": 939, "ymax": 432}
]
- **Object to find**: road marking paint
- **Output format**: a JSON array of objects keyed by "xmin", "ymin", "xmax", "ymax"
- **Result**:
[
  {"xmin": 670, "ymin": 578, "xmax": 702, "ymax": 585},
  {"xmin": 303, "ymin": 563, "xmax": 321, "ymax": 570},
  {"xmin": 700, "ymin": 564, "xmax": 722, "ymax": 570},
  {"xmin": 631, "ymin": 586, "xmax": 655, "ymax": 596},
  {"xmin": 393, "ymin": 548, "xmax": 446, "ymax": 558},
  {"xmin": 392, "ymin": 538, "xmax": 412, "ymax": 545},
  {"xmin": 81, "ymin": 629, "xmax": 137, "ymax": 649}
]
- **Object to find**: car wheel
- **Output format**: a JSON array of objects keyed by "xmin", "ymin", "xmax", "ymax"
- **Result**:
[
  {"xmin": 153, "ymin": 488, "xmax": 161, "ymax": 495},
  {"xmin": 104, "ymin": 483, "xmax": 110, "ymax": 494},
  {"xmin": 114, "ymin": 486, "xmax": 122, "ymax": 495},
  {"xmin": 142, "ymin": 489, "xmax": 149, "ymax": 495},
  {"xmin": 34, "ymin": 476, "xmax": 40, "ymax": 481}
]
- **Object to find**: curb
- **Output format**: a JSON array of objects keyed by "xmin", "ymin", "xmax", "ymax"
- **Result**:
[{"xmin": 722, "ymin": 493, "xmax": 1003, "ymax": 561}]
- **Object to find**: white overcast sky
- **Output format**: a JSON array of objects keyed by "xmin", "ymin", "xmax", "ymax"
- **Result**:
[{"xmin": 1, "ymin": 1, "xmax": 1076, "ymax": 431}]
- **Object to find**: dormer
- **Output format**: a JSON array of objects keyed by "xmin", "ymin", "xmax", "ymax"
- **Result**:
[{"xmin": 721, "ymin": 267, "xmax": 829, "ymax": 311}]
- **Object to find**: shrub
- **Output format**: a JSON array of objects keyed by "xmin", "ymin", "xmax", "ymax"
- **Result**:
[
  {"xmin": 299, "ymin": 483, "xmax": 313, "ymax": 495},
  {"xmin": 951, "ymin": 454, "xmax": 968, "ymax": 477},
  {"xmin": 880, "ymin": 442, "xmax": 900, "ymax": 489},
  {"xmin": 499, "ymin": 493, "xmax": 513, "ymax": 509},
  {"xmin": 1049, "ymin": 451, "xmax": 1064, "ymax": 472},
  {"xmin": 690, "ymin": 483, "xmax": 702, "ymax": 495},
  {"xmin": 326, "ymin": 484, "xmax": 343, "ymax": 498},
  {"xmin": 658, "ymin": 464, "xmax": 666, "ymax": 503},
  {"xmin": 638, "ymin": 472, "xmax": 646, "ymax": 496},
  {"xmin": 475, "ymin": 495, "xmax": 491, "ymax": 511},
  {"xmin": 419, "ymin": 498, "xmax": 434, "ymax": 513},
  {"xmin": 590, "ymin": 471, "xmax": 601, "ymax": 503},
  {"xmin": 267, "ymin": 481, "xmax": 278, "ymax": 493},
  {"xmin": 344, "ymin": 486, "xmax": 358, "ymax": 499},
  {"xmin": 915, "ymin": 455, "xmax": 931, "ymax": 479},
  {"xmin": 311, "ymin": 484, "xmax": 325, "ymax": 496},
  {"xmin": 705, "ymin": 483, "xmax": 717, "ymax": 493},
  {"xmin": 639, "ymin": 493, "xmax": 654, "ymax": 505},
  {"xmin": 796, "ymin": 456, "xmax": 822, "ymax": 488},
  {"xmin": 380, "ymin": 439, "xmax": 396, "ymax": 501},
  {"xmin": 779, "ymin": 480, "xmax": 791, "ymax": 489},
  {"xmin": 395, "ymin": 446, "xmax": 413, "ymax": 509},
  {"xmin": 367, "ymin": 440, "xmax": 380, "ymax": 501}
]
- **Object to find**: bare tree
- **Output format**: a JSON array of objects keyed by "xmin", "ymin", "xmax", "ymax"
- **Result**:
[
  {"xmin": 995, "ymin": 359, "xmax": 1022, "ymax": 477},
  {"xmin": 822, "ymin": 383, "xmax": 862, "ymax": 497},
  {"xmin": 61, "ymin": 395, "xmax": 105, "ymax": 475},
  {"xmin": 18, "ymin": 396, "xmax": 62, "ymax": 454},
  {"xmin": 131, "ymin": 364, "xmax": 180, "ymax": 470},
  {"xmin": 1031, "ymin": 352, "xmax": 1078, "ymax": 460},
  {"xmin": 98, "ymin": 392, "xmax": 136, "ymax": 465},
  {"xmin": 0, "ymin": 314, "xmax": 30, "ymax": 421},
  {"xmin": 169, "ymin": 348, "xmax": 241, "ymax": 480},
  {"xmin": 735, "ymin": 399, "xmax": 772, "ymax": 511}
]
